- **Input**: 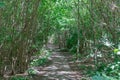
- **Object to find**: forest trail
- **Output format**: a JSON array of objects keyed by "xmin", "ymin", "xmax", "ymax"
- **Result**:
[{"xmin": 31, "ymin": 44, "xmax": 83, "ymax": 80}]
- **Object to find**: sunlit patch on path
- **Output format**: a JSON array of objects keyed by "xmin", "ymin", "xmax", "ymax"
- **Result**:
[{"xmin": 31, "ymin": 44, "xmax": 83, "ymax": 80}]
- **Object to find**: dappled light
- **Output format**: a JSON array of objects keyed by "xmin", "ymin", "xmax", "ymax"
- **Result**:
[{"xmin": 0, "ymin": 0, "xmax": 120, "ymax": 80}]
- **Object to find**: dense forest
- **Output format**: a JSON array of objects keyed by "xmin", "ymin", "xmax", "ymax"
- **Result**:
[{"xmin": 0, "ymin": 0, "xmax": 120, "ymax": 80}]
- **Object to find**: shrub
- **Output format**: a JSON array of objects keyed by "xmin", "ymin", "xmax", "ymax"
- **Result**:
[{"xmin": 10, "ymin": 76, "xmax": 28, "ymax": 80}]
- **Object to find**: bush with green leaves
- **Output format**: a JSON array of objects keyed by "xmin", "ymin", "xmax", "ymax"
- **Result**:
[
  {"xmin": 30, "ymin": 57, "xmax": 48, "ymax": 66},
  {"xmin": 104, "ymin": 61, "xmax": 120, "ymax": 79},
  {"xmin": 10, "ymin": 76, "xmax": 28, "ymax": 80},
  {"xmin": 30, "ymin": 49, "xmax": 51, "ymax": 66},
  {"xmin": 92, "ymin": 74, "xmax": 109, "ymax": 80},
  {"xmin": 92, "ymin": 47, "xmax": 120, "ymax": 80},
  {"xmin": 27, "ymin": 68, "xmax": 37, "ymax": 75},
  {"xmin": 66, "ymin": 32, "xmax": 77, "ymax": 53},
  {"xmin": 92, "ymin": 72, "xmax": 117, "ymax": 80}
]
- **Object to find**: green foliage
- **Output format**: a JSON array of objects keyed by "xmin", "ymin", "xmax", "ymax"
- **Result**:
[
  {"xmin": 92, "ymin": 73, "xmax": 109, "ymax": 80},
  {"xmin": 30, "ymin": 58, "xmax": 48, "ymax": 66},
  {"xmin": 0, "ymin": 0, "xmax": 120, "ymax": 79},
  {"xmin": 114, "ymin": 48, "xmax": 120, "ymax": 55},
  {"xmin": 27, "ymin": 68, "xmax": 37, "ymax": 75},
  {"xmin": 66, "ymin": 32, "xmax": 77, "ymax": 53},
  {"xmin": 30, "ymin": 49, "xmax": 51, "ymax": 66},
  {"xmin": 114, "ymin": 49, "xmax": 119, "ymax": 53},
  {"xmin": 0, "ymin": 2, "xmax": 5, "ymax": 8},
  {"xmin": 0, "ymin": 0, "xmax": 53, "ymax": 75},
  {"xmin": 92, "ymin": 72, "xmax": 117, "ymax": 80},
  {"xmin": 10, "ymin": 76, "xmax": 28, "ymax": 80},
  {"xmin": 104, "ymin": 61, "xmax": 120, "ymax": 79}
]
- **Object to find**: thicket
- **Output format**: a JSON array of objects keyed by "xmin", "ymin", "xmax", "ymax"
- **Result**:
[
  {"xmin": 50, "ymin": 0, "xmax": 120, "ymax": 79},
  {"xmin": 0, "ymin": 0, "xmax": 120, "ymax": 79},
  {"xmin": 0, "ymin": 0, "xmax": 53, "ymax": 77}
]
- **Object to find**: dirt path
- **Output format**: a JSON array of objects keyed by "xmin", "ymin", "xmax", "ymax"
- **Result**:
[{"xmin": 31, "ymin": 44, "xmax": 83, "ymax": 80}]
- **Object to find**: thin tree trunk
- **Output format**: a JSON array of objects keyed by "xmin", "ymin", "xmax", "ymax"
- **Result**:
[{"xmin": 77, "ymin": 0, "xmax": 80, "ymax": 60}]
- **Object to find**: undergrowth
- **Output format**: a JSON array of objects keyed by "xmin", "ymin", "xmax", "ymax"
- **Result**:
[
  {"xmin": 30, "ymin": 48, "xmax": 52, "ymax": 66},
  {"xmin": 10, "ymin": 76, "xmax": 29, "ymax": 80}
]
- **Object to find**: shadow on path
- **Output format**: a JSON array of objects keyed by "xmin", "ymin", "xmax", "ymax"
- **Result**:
[{"xmin": 31, "ymin": 44, "xmax": 83, "ymax": 80}]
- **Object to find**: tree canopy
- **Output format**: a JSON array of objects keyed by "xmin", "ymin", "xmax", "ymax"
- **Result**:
[{"xmin": 0, "ymin": 0, "xmax": 120, "ymax": 80}]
